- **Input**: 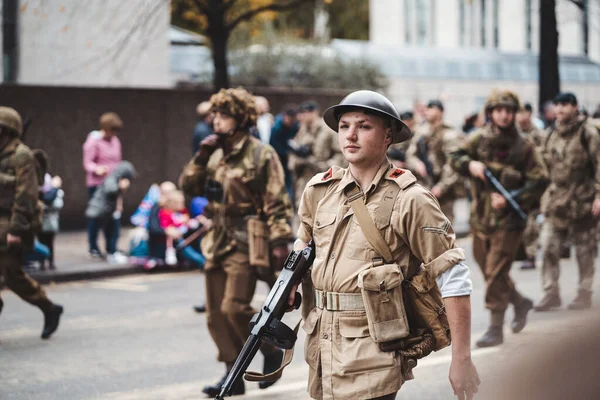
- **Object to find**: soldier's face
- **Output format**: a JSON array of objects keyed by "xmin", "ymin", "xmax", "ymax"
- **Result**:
[
  {"xmin": 425, "ymin": 107, "xmax": 442, "ymax": 123},
  {"xmin": 554, "ymin": 103, "xmax": 578, "ymax": 123},
  {"xmin": 338, "ymin": 111, "xmax": 391, "ymax": 167},
  {"xmin": 516, "ymin": 110, "xmax": 531, "ymax": 126},
  {"xmin": 213, "ymin": 111, "xmax": 237, "ymax": 135},
  {"xmin": 490, "ymin": 107, "xmax": 515, "ymax": 129}
]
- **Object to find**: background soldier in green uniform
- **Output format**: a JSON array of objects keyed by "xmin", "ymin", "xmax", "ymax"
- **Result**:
[
  {"xmin": 517, "ymin": 103, "xmax": 546, "ymax": 270},
  {"xmin": 179, "ymin": 88, "xmax": 293, "ymax": 397},
  {"xmin": 288, "ymin": 100, "xmax": 345, "ymax": 209},
  {"xmin": 406, "ymin": 100, "xmax": 464, "ymax": 223},
  {"xmin": 0, "ymin": 107, "xmax": 63, "ymax": 340},
  {"xmin": 450, "ymin": 90, "xmax": 548, "ymax": 348},
  {"xmin": 534, "ymin": 92, "xmax": 600, "ymax": 311}
]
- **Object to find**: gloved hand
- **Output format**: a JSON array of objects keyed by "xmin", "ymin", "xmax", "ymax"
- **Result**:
[
  {"xmin": 270, "ymin": 244, "xmax": 289, "ymax": 272},
  {"xmin": 195, "ymin": 134, "xmax": 220, "ymax": 165}
]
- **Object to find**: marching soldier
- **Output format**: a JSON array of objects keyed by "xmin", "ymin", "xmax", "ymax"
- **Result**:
[
  {"xmin": 534, "ymin": 92, "xmax": 600, "ymax": 311},
  {"xmin": 406, "ymin": 100, "xmax": 463, "ymax": 223},
  {"xmin": 179, "ymin": 88, "xmax": 294, "ymax": 397},
  {"xmin": 449, "ymin": 90, "xmax": 548, "ymax": 347},
  {"xmin": 288, "ymin": 100, "xmax": 345, "ymax": 209},
  {"xmin": 290, "ymin": 91, "xmax": 479, "ymax": 400},
  {"xmin": 0, "ymin": 107, "xmax": 63, "ymax": 339},
  {"xmin": 387, "ymin": 111, "xmax": 415, "ymax": 168},
  {"xmin": 517, "ymin": 103, "xmax": 546, "ymax": 270}
]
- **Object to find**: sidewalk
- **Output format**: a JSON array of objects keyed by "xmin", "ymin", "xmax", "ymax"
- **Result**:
[{"xmin": 29, "ymin": 200, "xmax": 472, "ymax": 285}]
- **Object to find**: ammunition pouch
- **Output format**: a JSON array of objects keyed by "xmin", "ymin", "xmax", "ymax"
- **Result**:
[
  {"xmin": 358, "ymin": 263, "xmax": 410, "ymax": 343},
  {"xmin": 247, "ymin": 216, "xmax": 273, "ymax": 283}
]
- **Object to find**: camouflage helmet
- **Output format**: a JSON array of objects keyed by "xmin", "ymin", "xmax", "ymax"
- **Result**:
[
  {"xmin": 485, "ymin": 90, "xmax": 521, "ymax": 113},
  {"xmin": 209, "ymin": 87, "xmax": 257, "ymax": 130},
  {"xmin": 323, "ymin": 90, "xmax": 412, "ymax": 144},
  {"xmin": 0, "ymin": 107, "xmax": 23, "ymax": 136}
]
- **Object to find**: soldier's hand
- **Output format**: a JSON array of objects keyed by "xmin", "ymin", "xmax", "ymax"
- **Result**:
[
  {"xmin": 431, "ymin": 186, "xmax": 443, "ymax": 198},
  {"xmin": 119, "ymin": 178, "xmax": 131, "ymax": 191},
  {"xmin": 593, "ymin": 198, "xmax": 600, "ymax": 217},
  {"xmin": 287, "ymin": 284, "xmax": 299, "ymax": 309},
  {"xmin": 490, "ymin": 193, "xmax": 506, "ymax": 210},
  {"xmin": 197, "ymin": 134, "xmax": 220, "ymax": 163},
  {"xmin": 468, "ymin": 161, "xmax": 486, "ymax": 181},
  {"xmin": 271, "ymin": 245, "xmax": 289, "ymax": 272},
  {"xmin": 415, "ymin": 159, "xmax": 428, "ymax": 178},
  {"xmin": 449, "ymin": 357, "xmax": 480, "ymax": 400},
  {"xmin": 7, "ymin": 233, "xmax": 22, "ymax": 247}
]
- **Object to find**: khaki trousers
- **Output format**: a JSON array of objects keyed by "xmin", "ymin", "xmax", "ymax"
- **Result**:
[
  {"xmin": 0, "ymin": 246, "xmax": 53, "ymax": 313},
  {"xmin": 540, "ymin": 221, "xmax": 597, "ymax": 296},
  {"xmin": 205, "ymin": 250, "xmax": 274, "ymax": 363},
  {"xmin": 472, "ymin": 230, "xmax": 528, "ymax": 312}
]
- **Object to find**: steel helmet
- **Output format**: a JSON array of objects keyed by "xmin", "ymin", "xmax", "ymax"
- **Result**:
[
  {"xmin": 0, "ymin": 107, "xmax": 23, "ymax": 136},
  {"xmin": 485, "ymin": 90, "xmax": 521, "ymax": 114},
  {"xmin": 323, "ymin": 90, "xmax": 412, "ymax": 144}
]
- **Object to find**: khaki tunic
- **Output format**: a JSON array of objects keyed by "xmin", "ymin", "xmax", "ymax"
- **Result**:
[{"xmin": 297, "ymin": 161, "xmax": 465, "ymax": 400}]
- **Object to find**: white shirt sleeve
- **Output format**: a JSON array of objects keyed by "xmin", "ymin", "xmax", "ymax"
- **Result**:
[{"xmin": 435, "ymin": 262, "xmax": 473, "ymax": 298}]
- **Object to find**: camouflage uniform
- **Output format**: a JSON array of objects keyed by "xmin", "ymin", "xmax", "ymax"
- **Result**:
[
  {"xmin": 180, "ymin": 133, "xmax": 293, "ymax": 363},
  {"xmin": 450, "ymin": 90, "xmax": 547, "ymax": 346},
  {"xmin": 0, "ymin": 108, "xmax": 55, "ymax": 318},
  {"xmin": 520, "ymin": 124, "xmax": 546, "ymax": 262},
  {"xmin": 406, "ymin": 123, "xmax": 463, "ymax": 222},
  {"xmin": 288, "ymin": 119, "xmax": 345, "ymax": 209},
  {"xmin": 538, "ymin": 117, "xmax": 600, "ymax": 302}
]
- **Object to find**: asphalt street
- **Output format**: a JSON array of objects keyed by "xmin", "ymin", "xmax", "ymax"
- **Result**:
[{"xmin": 2, "ymin": 237, "xmax": 599, "ymax": 400}]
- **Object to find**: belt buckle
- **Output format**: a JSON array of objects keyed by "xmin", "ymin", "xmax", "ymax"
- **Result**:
[{"xmin": 326, "ymin": 292, "xmax": 339, "ymax": 311}]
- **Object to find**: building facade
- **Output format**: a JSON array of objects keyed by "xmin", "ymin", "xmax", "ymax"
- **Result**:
[
  {"xmin": 2, "ymin": 0, "xmax": 171, "ymax": 88},
  {"xmin": 368, "ymin": 0, "xmax": 600, "ymax": 121}
]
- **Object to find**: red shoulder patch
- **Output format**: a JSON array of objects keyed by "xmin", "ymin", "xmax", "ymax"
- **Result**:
[
  {"xmin": 389, "ymin": 168, "xmax": 405, "ymax": 178},
  {"xmin": 321, "ymin": 167, "xmax": 333, "ymax": 181}
]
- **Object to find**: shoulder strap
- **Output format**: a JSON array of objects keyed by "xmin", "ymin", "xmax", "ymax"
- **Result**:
[
  {"xmin": 344, "ymin": 184, "xmax": 394, "ymax": 263},
  {"xmin": 579, "ymin": 125, "xmax": 596, "ymax": 177}
]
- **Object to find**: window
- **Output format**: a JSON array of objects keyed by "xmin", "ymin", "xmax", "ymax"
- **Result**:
[
  {"xmin": 459, "ymin": 0, "xmax": 466, "ymax": 47},
  {"xmin": 526, "ymin": 0, "xmax": 532, "ymax": 51},
  {"xmin": 404, "ymin": 0, "xmax": 412, "ymax": 44},
  {"xmin": 493, "ymin": 0, "xmax": 499, "ymax": 48},
  {"xmin": 416, "ymin": 0, "xmax": 429, "ymax": 46},
  {"xmin": 480, "ymin": 0, "xmax": 486, "ymax": 47}
]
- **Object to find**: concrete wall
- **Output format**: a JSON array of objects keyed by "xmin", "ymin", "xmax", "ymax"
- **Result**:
[
  {"xmin": 17, "ymin": 0, "xmax": 170, "ymax": 88},
  {"xmin": 0, "ymin": 85, "xmax": 347, "ymax": 229}
]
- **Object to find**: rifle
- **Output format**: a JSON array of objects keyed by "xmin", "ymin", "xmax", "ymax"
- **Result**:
[
  {"xmin": 215, "ymin": 241, "xmax": 316, "ymax": 399},
  {"xmin": 21, "ymin": 117, "xmax": 33, "ymax": 141},
  {"xmin": 416, "ymin": 136, "xmax": 435, "ymax": 179},
  {"xmin": 484, "ymin": 168, "xmax": 527, "ymax": 220}
]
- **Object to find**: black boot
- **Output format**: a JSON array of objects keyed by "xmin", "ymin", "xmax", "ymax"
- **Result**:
[
  {"xmin": 476, "ymin": 325, "xmax": 503, "ymax": 348},
  {"xmin": 568, "ymin": 290, "xmax": 592, "ymax": 310},
  {"xmin": 519, "ymin": 259, "xmax": 536, "ymax": 270},
  {"xmin": 534, "ymin": 293, "xmax": 561, "ymax": 312},
  {"xmin": 41, "ymin": 304, "xmax": 63, "ymax": 339},
  {"xmin": 193, "ymin": 304, "xmax": 206, "ymax": 313},
  {"xmin": 202, "ymin": 368, "xmax": 245, "ymax": 397},
  {"xmin": 259, "ymin": 349, "xmax": 284, "ymax": 389},
  {"xmin": 512, "ymin": 298, "xmax": 533, "ymax": 333}
]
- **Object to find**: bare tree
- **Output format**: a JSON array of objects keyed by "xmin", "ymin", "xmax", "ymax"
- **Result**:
[{"xmin": 173, "ymin": 0, "xmax": 311, "ymax": 91}]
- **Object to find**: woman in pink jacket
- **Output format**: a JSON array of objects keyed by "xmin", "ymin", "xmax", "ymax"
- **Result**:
[{"xmin": 82, "ymin": 112, "xmax": 124, "ymax": 262}]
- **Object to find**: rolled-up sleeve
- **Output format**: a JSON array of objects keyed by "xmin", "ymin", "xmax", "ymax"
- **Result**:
[{"xmin": 435, "ymin": 262, "xmax": 473, "ymax": 298}]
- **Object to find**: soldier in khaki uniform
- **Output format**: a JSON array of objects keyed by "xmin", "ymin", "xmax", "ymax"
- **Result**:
[
  {"xmin": 0, "ymin": 107, "xmax": 63, "ymax": 340},
  {"xmin": 534, "ymin": 92, "xmax": 600, "ymax": 311},
  {"xmin": 517, "ymin": 103, "xmax": 546, "ymax": 270},
  {"xmin": 291, "ymin": 91, "xmax": 480, "ymax": 400},
  {"xmin": 179, "ymin": 88, "xmax": 294, "ymax": 397},
  {"xmin": 288, "ymin": 100, "xmax": 345, "ymax": 209},
  {"xmin": 449, "ymin": 90, "xmax": 548, "ymax": 348},
  {"xmin": 406, "ymin": 100, "xmax": 463, "ymax": 223}
]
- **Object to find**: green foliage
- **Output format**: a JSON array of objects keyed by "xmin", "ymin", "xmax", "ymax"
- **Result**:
[
  {"xmin": 227, "ymin": 42, "xmax": 387, "ymax": 90},
  {"xmin": 325, "ymin": 0, "xmax": 369, "ymax": 40}
]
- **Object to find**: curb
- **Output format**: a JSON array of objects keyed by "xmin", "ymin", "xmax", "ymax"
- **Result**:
[{"xmin": 30, "ymin": 264, "xmax": 145, "ymax": 285}]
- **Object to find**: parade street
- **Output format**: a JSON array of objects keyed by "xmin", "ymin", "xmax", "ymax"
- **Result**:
[{"xmin": 2, "ymin": 236, "xmax": 599, "ymax": 400}]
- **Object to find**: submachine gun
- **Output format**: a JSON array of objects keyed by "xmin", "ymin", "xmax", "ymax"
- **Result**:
[
  {"xmin": 215, "ymin": 241, "xmax": 316, "ymax": 400},
  {"xmin": 484, "ymin": 168, "xmax": 527, "ymax": 220}
]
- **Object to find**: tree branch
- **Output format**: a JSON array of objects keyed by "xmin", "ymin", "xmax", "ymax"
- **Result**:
[{"xmin": 226, "ymin": 0, "xmax": 309, "ymax": 30}]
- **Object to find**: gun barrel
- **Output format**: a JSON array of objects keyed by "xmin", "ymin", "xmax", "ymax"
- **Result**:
[
  {"xmin": 216, "ymin": 335, "xmax": 262, "ymax": 399},
  {"xmin": 484, "ymin": 169, "xmax": 527, "ymax": 220}
]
